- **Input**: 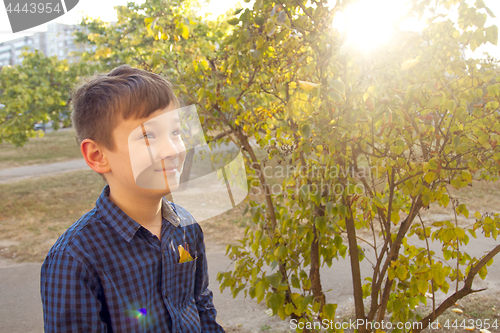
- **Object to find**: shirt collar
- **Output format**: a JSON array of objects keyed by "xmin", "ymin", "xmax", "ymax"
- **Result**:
[
  {"xmin": 162, "ymin": 196, "xmax": 181, "ymax": 227},
  {"xmin": 96, "ymin": 185, "xmax": 180, "ymax": 242}
]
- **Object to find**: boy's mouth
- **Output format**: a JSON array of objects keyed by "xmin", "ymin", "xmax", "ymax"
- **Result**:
[{"xmin": 155, "ymin": 164, "xmax": 179, "ymax": 174}]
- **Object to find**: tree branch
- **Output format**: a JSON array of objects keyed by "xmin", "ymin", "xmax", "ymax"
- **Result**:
[{"xmin": 413, "ymin": 244, "xmax": 500, "ymax": 332}]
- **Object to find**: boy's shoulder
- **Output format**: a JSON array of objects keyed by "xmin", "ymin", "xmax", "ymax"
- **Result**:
[
  {"xmin": 46, "ymin": 198, "xmax": 204, "ymax": 259},
  {"xmin": 46, "ymin": 207, "xmax": 106, "ymax": 258}
]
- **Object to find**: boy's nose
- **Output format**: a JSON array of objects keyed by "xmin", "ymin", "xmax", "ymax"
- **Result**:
[{"xmin": 157, "ymin": 140, "xmax": 184, "ymax": 160}]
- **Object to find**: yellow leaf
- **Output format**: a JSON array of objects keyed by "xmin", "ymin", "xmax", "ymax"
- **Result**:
[
  {"xmin": 178, "ymin": 245, "xmax": 194, "ymax": 263},
  {"xmin": 298, "ymin": 80, "xmax": 320, "ymax": 92},
  {"xmin": 480, "ymin": 330, "xmax": 491, "ymax": 333},
  {"xmin": 451, "ymin": 308, "xmax": 463, "ymax": 314},
  {"xmin": 401, "ymin": 58, "xmax": 419, "ymax": 71},
  {"xmin": 465, "ymin": 326, "xmax": 475, "ymax": 331}
]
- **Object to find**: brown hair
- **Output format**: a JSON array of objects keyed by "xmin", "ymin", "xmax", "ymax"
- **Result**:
[{"xmin": 70, "ymin": 65, "xmax": 179, "ymax": 181}]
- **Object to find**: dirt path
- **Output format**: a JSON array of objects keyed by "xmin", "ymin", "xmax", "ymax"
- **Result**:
[
  {"xmin": 2, "ymin": 234, "xmax": 499, "ymax": 333},
  {"xmin": 0, "ymin": 159, "xmax": 89, "ymax": 184}
]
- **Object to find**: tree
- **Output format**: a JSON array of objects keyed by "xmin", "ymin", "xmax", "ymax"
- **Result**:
[
  {"xmin": 0, "ymin": 49, "xmax": 96, "ymax": 146},
  {"xmin": 213, "ymin": 1, "xmax": 500, "ymax": 332},
  {"xmin": 28, "ymin": 0, "xmax": 500, "ymax": 331}
]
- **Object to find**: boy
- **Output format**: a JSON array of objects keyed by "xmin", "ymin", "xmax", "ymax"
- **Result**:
[{"xmin": 40, "ymin": 65, "xmax": 225, "ymax": 333}]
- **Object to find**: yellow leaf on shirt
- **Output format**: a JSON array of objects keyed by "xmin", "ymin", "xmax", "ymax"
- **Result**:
[{"xmin": 178, "ymin": 245, "xmax": 194, "ymax": 263}]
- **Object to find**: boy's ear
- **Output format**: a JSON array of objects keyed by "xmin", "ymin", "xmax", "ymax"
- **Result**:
[{"xmin": 81, "ymin": 139, "xmax": 111, "ymax": 175}]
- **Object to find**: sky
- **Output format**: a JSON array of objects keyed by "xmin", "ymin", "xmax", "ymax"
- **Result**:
[
  {"xmin": 0, "ymin": 0, "xmax": 499, "ymax": 59},
  {"xmin": 0, "ymin": 0, "xmax": 244, "ymax": 42}
]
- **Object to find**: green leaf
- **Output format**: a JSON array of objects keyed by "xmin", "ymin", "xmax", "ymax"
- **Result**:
[
  {"xmin": 301, "ymin": 295, "xmax": 314, "ymax": 310},
  {"xmin": 197, "ymin": 87, "xmax": 206, "ymax": 102},
  {"xmin": 451, "ymin": 179, "xmax": 462, "ymax": 190},
  {"xmin": 424, "ymin": 172, "xmax": 436, "ymax": 183},
  {"xmin": 291, "ymin": 275, "xmax": 300, "ymax": 289},
  {"xmin": 326, "ymin": 202, "xmax": 333, "ymax": 216},
  {"xmin": 322, "ymin": 304, "xmax": 337, "ymax": 320},
  {"xmin": 429, "ymin": 159, "xmax": 438, "ymax": 170},
  {"xmin": 440, "ymin": 194, "xmax": 450, "ymax": 207},
  {"xmin": 331, "ymin": 79, "xmax": 345, "ymax": 96},
  {"xmin": 285, "ymin": 302, "xmax": 295, "ymax": 316},
  {"xmin": 266, "ymin": 273, "xmax": 281, "ymax": 289},
  {"xmin": 417, "ymin": 279, "xmax": 428, "ymax": 294},
  {"xmin": 443, "ymin": 249, "xmax": 452, "ymax": 260},
  {"xmin": 478, "ymin": 133, "xmax": 490, "ymax": 145},
  {"xmin": 485, "ymin": 25, "xmax": 498, "ymax": 45},
  {"xmin": 300, "ymin": 124, "xmax": 311, "ymax": 139},
  {"xmin": 249, "ymin": 49, "xmax": 260, "ymax": 60},
  {"xmin": 255, "ymin": 280, "xmax": 267, "ymax": 303},
  {"xmin": 267, "ymin": 293, "xmax": 284, "ymax": 314},
  {"xmin": 397, "ymin": 266, "xmax": 408, "ymax": 280},
  {"xmin": 227, "ymin": 18, "xmax": 240, "ymax": 25},
  {"xmin": 456, "ymin": 204, "xmax": 469, "ymax": 218},
  {"xmin": 478, "ymin": 265, "xmax": 487, "ymax": 279},
  {"xmin": 315, "ymin": 216, "xmax": 326, "ymax": 233},
  {"xmin": 485, "ymin": 6, "xmax": 496, "ymax": 18},
  {"xmin": 373, "ymin": 196, "xmax": 384, "ymax": 209},
  {"xmin": 254, "ymin": 16, "xmax": 264, "ymax": 26},
  {"xmin": 434, "ymin": 268, "xmax": 445, "ymax": 285}
]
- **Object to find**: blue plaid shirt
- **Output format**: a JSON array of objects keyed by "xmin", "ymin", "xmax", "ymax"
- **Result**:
[{"xmin": 40, "ymin": 184, "xmax": 225, "ymax": 333}]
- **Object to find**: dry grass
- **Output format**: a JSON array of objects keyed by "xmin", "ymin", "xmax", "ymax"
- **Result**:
[
  {"xmin": 417, "ymin": 291, "xmax": 500, "ymax": 333},
  {"xmin": 335, "ymin": 290, "xmax": 500, "ymax": 333},
  {"xmin": 0, "ymin": 129, "xmax": 81, "ymax": 170},
  {"xmin": 430, "ymin": 178, "xmax": 500, "ymax": 215},
  {"xmin": 0, "ymin": 167, "xmax": 260, "ymax": 262},
  {"xmin": 0, "ymin": 170, "xmax": 107, "ymax": 261}
]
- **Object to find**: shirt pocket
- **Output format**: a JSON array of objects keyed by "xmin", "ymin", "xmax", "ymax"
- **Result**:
[{"xmin": 169, "ymin": 256, "xmax": 197, "ymax": 307}]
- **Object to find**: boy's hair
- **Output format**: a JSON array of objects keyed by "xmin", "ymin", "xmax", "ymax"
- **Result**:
[{"xmin": 70, "ymin": 65, "xmax": 180, "ymax": 182}]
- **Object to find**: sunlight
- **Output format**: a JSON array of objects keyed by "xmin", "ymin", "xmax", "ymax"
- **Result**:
[{"xmin": 331, "ymin": 0, "xmax": 411, "ymax": 51}]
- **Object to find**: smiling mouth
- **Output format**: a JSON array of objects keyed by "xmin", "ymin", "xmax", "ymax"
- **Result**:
[
  {"xmin": 154, "ymin": 160, "xmax": 179, "ymax": 173},
  {"xmin": 154, "ymin": 163, "xmax": 179, "ymax": 172}
]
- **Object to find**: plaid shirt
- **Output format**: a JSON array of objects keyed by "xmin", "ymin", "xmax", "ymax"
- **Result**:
[{"xmin": 40, "ymin": 184, "xmax": 225, "ymax": 333}]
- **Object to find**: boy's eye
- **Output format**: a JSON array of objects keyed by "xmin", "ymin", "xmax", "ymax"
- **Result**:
[
  {"xmin": 171, "ymin": 129, "xmax": 182, "ymax": 137},
  {"xmin": 141, "ymin": 132, "xmax": 155, "ymax": 140}
]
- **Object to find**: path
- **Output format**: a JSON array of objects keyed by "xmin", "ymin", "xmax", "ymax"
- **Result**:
[
  {"xmin": 0, "ymin": 159, "xmax": 89, "ymax": 184},
  {"xmin": 2, "ymin": 233, "xmax": 500, "ymax": 333},
  {"xmin": 0, "ymin": 243, "xmax": 293, "ymax": 333},
  {"xmin": 0, "ymin": 139, "xmax": 257, "ymax": 184}
]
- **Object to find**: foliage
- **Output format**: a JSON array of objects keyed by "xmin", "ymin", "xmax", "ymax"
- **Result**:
[
  {"xmin": 6, "ymin": 0, "xmax": 500, "ymax": 332},
  {"xmin": 0, "ymin": 49, "xmax": 95, "ymax": 146}
]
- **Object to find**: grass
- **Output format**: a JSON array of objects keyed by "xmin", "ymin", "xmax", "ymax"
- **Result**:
[
  {"xmin": 333, "ymin": 290, "xmax": 500, "ymax": 333},
  {"xmin": 435, "ymin": 177, "xmax": 500, "ymax": 214},
  {"xmin": 416, "ymin": 291, "xmax": 500, "ymax": 332},
  {"xmin": 0, "ymin": 167, "xmax": 259, "ymax": 262},
  {"xmin": 0, "ymin": 169, "xmax": 107, "ymax": 262},
  {"xmin": 0, "ymin": 129, "xmax": 82, "ymax": 170}
]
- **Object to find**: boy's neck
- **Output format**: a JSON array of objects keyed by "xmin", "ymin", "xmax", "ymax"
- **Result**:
[{"xmin": 108, "ymin": 185, "xmax": 163, "ymax": 239}]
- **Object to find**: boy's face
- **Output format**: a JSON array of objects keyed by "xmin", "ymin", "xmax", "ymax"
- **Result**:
[{"xmin": 104, "ymin": 103, "xmax": 187, "ymax": 197}]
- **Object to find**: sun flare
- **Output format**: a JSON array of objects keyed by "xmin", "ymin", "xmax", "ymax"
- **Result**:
[{"xmin": 331, "ymin": 0, "xmax": 410, "ymax": 51}]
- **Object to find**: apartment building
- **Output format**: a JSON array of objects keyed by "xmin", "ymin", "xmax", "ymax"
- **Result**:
[{"xmin": 0, "ymin": 22, "xmax": 90, "ymax": 67}]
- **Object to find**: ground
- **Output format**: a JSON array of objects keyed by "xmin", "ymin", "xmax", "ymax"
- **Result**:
[{"xmin": 1, "ymin": 129, "xmax": 500, "ymax": 333}]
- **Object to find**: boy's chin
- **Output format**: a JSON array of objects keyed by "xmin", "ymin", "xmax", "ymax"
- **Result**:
[{"xmin": 136, "ymin": 185, "xmax": 179, "ymax": 197}]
